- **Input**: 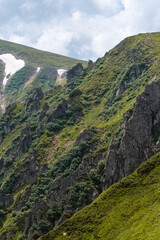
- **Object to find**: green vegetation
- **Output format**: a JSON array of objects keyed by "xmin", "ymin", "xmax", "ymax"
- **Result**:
[
  {"xmin": 40, "ymin": 152, "xmax": 160, "ymax": 240},
  {"xmin": 0, "ymin": 39, "xmax": 87, "ymax": 108},
  {"xmin": 0, "ymin": 32, "xmax": 160, "ymax": 239},
  {"xmin": 0, "ymin": 39, "xmax": 86, "ymax": 67}
]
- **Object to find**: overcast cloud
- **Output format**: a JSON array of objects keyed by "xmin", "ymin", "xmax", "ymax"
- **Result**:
[{"xmin": 0, "ymin": 0, "xmax": 159, "ymax": 60}]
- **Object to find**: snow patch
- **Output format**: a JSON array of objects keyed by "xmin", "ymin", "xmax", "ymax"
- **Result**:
[
  {"xmin": 57, "ymin": 69, "xmax": 67, "ymax": 77},
  {"xmin": 37, "ymin": 67, "xmax": 41, "ymax": 73},
  {"xmin": 1, "ymin": 103, "xmax": 5, "ymax": 113},
  {"xmin": 0, "ymin": 54, "xmax": 25, "ymax": 86}
]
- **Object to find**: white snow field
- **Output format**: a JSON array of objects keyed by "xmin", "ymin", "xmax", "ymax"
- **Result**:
[
  {"xmin": 37, "ymin": 67, "xmax": 41, "ymax": 73},
  {"xmin": 0, "ymin": 54, "xmax": 25, "ymax": 86},
  {"xmin": 57, "ymin": 69, "xmax": 67, "ymax": 77}
]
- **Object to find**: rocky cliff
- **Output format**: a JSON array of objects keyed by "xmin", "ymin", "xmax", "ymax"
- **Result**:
[
  {"xmin": 104, "ymin": 79, "xmax": 160, "ymax": 188},
  {"xmin": 0, "ymin": 32, "xmax": 160, "ymax": 240}
]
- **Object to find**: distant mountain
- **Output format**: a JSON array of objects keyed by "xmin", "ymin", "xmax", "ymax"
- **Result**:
[
  {"xmin": 0, "ymin": 39, "xmax": 87, "ymax": 113},
  {"xmin": 0, "ymin": 32, "xmax": 160, "ymax": 240}
]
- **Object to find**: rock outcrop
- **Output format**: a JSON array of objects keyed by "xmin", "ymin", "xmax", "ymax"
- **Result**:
[
  {"xmin": 0, "ymin": 190, "xmax": 13, "ymax": 207},
  {"xmin": 66, "ymin": 63, "xmax": 83, "ymax": 83},
  {"xmin": 24, "ymin": 199, "xmax": 49, "ymax": 235},
  {"xmin": 104, "ymin": 79, "xmax": 160, "ymax": 188},
  {"xmin": 26, "ymin": 88, "xmax": 43, "ymax": 116}
]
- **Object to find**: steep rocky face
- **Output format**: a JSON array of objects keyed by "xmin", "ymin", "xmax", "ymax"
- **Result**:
[
  {"xmin": 66, "ymin": 63, "xmax": 83, "ymax": 83},
  {"xmin": 116, "ymin": 63, "xmax": 148, "ymax": 96},
  {"xmin": 26, "ymin": 87, "xmax": 44, "ymax": 116},
  {"xmin": 0, "ymin": 190, "xmax": 13, "ymax": 207},
  {"xmin": 104, "ymin": 79, "xmax": 160, "ymax": 188},
  {"xmin": 24, "ymin": 199, "xmax": 49, "ymax": 236},
  {"xmin": 1, "ymin": 33, "xmax": 160, "ymax": 240},
  {"xmin": 21, "ymin": 129, "xmax": 101, "ymax": 237}
]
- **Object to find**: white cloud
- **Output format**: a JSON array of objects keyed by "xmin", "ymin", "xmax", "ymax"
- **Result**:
[
  {"xmin": 21, "ymin": 2, "xmax": 38, "ymax": 11},
  {"xmin": 30, "ymin": 0, "xmax": 160, "ymax": 60},
  {"xmin": 35, "ymin": 26, "xmax": 74, "ymax": 56},
  {"xmin": 93, "ymin": 0, "xmax": 123, "ymax": 14},
  {"xmin": 9, "ymin": 34, "xmax": 30, "ymax": 46},
  {"xmin": 0, "ymin": 0, "xmax": 160, "ymax": 60}
]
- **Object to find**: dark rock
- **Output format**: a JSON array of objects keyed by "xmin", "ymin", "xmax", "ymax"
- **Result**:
[
  {"xmin": 0, "ymin": 189, "xmax": 13, "ymax": 207},
  {"xmin": 47, "ymin": 152, "xmax": 100, "ymax": 206},
  {"xmin": 66, "ymin": 63, "xmax": 83, "ymax": 83},
  {"xmin": 127, "ymin": 64, "xmax": 146, "ymax": 82},
  {"xmin": 47, "ymin": 99, "xmax": 68, "ymax": 123},
  {"xmin": 116, "ymin": 63, "xmax": 148, "ymax": 96},
  {"xmin": 38, "ymin": 102, "xmax": 49, "ymax": 122},
  {"xmin": 24, "ymin": 199, "xmax": 49, "ymax": 235},
  {"xmin": 104, "ymin": 79, "xmax": 160, "ymax": 188},
  {"xmin": 87, "ymin": 60, "xmax": 94, "ymax": 70},
  {"xmin": 13, "ymin": 164, "xmax": 48, "ymax": 211},
  {"xmin": 43, "ymin": 102, "xmax": 49, "ymax": 112},
  {"xmin": 18, "ymin": 126, "xmax": 32, "ymax": 154},
  {"xmin": 15, "ymin": 187, "xmax": 31, "ymax": 211},
  {"xmin": 3, "ymin": 121, "xmax": 11, "ymax": 135},
  {"xmin": 26, "ymin": 88, "xmax": 44, "ymax": 116},
  {"xmin": 88, "ymin": 60, "xmax": 93, "ymax": 67},
  {"xmin": 46, "ymin": 169, "xmax": 83, "ymax": 205},
  {"xmin": 10, "ymin": 156, "xmax": 38, "ymax": 193},
  {"xmin": 74, "ymin": 129, "xmax": 95, "ymax": 146},
  {"xmin": 55, "ymin": 204, "xmax": 74, "ymax": 227},
  {"xmin": 0, "ymin": 157, "xmax": 4, "ymax": 171}
]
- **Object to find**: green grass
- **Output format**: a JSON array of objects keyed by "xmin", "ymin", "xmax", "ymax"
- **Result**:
[
  {"xmin": 0, "ymin": 39, "xmax": 87, "ymax": 108},
  {"xmin": 1, "ymin": 32, "xmax": 160, "ymax": 239},
  {"xmin": 39, "ymin": 152, "xmax": 160, "ymax": 240},
  {"xmin": 0, "ymin": 39, "xmax": 87, "ymax": 68}
]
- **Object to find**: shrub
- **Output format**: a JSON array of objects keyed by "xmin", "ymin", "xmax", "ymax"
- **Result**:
[
  {"xmin": 38, "ymin": 220, "xmax": 51, "ymax": 234},
  {"xmin": 0, "ymin": 209, "xmax": 6, "ymax": 219},
  {"xmin": 97, "ymin": 160, "xmax": 105, "ymax": 174},
  {"xmin": 90, "ymin": 169, "xmax": 101, "ymax": 185},
  {"xmin": 68, "ymin": 182, "xmax": 92, "ymax": 210},
  {"xmin": 28, "ymin": 224, "xmax": 39, "ymax": 239},
  {"xmin": 69, "ymin": 89, "xmax": 82, "ymax": 98},
  {"xmin": 46, "ymin": 122, "xmax": 62, "ymax": 132},
  {"xmin": 48, "ymin": 202, "xmax": 63, "ymax": 225},
  {"xmin": 17, "ymin": 235, "xmax": 27, "ymax": 240}
]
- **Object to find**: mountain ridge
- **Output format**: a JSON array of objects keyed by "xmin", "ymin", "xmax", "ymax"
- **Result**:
[
  {"xmin": 0, "ymin": 39, "xmax": 87, "ymax": 114},
  {"xmin": 0, "ymin": 39, "xmax": 86, "ymax": 66},
  {"xmin": 0, "ymin": 32, "xmax": 160, "ymax": 239}
]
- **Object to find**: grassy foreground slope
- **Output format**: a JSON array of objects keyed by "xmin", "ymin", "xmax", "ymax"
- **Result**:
[{"xmin": 40, "ymin": 152, "xmax": 160, "ymax": 240}]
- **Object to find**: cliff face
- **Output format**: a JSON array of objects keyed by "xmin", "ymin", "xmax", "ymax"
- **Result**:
[
  {"xmin": 104, "ymin": 79, "xmax": 160, "ymax": 188},
  {"xmin": 1, "ymin": 33, "xmax": 160, "ymax": 240},
  {"xmin": 40, "ymin": 152, "xmax": 160, "ymax": 240}
]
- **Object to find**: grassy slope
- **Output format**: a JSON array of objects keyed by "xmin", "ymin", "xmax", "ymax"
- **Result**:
[
  {"xmin": 0, "ymin": 39, "xmax": 87, "ymax": 109},
  {"xmin": 40, "ymin": 151, "xmax": 160, "ymax": 240},
  {"xmin": 0, "ymin": 39, "xmax": 86, "ymax": 67},
  {"xmin": 37, "ymin": 32, "xmax": 160, "ymax": 239},
  {"xmin": 1, "ymin": 32, "xmax": 160, "ymax": 239},
  {"xmin": 56, "ymin": 32, "xmax": 160, "ymax": 151}
]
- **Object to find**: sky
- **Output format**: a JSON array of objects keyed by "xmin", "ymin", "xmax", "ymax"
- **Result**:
[{"xmin": 0, "ymin": 0, "xmax": 160, "ymax": 61}]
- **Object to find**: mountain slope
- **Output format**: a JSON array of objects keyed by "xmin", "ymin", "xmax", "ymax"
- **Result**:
[
  {"xmin": 40, "ymin": 152, "xmax": 160, "ymax": 240},
  {"xmin": 0, "ymin": 39, "xmax": 87, "ymax": 112},
  {"xmin": 0, "ymin": 32, "xmax": 160, "ymax": 240}
]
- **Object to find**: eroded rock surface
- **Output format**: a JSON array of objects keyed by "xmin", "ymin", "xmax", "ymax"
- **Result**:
[
  {"xmin": 66, "ymin": 63, "xmax": 83, "ymax": 83},
  {"xmin": 0, "ymin": 190, "xmax": 13, "ymax": 207},
  {"xmin": 104, "ymin": 79, "xmax": 160, "ymax": 188}
]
